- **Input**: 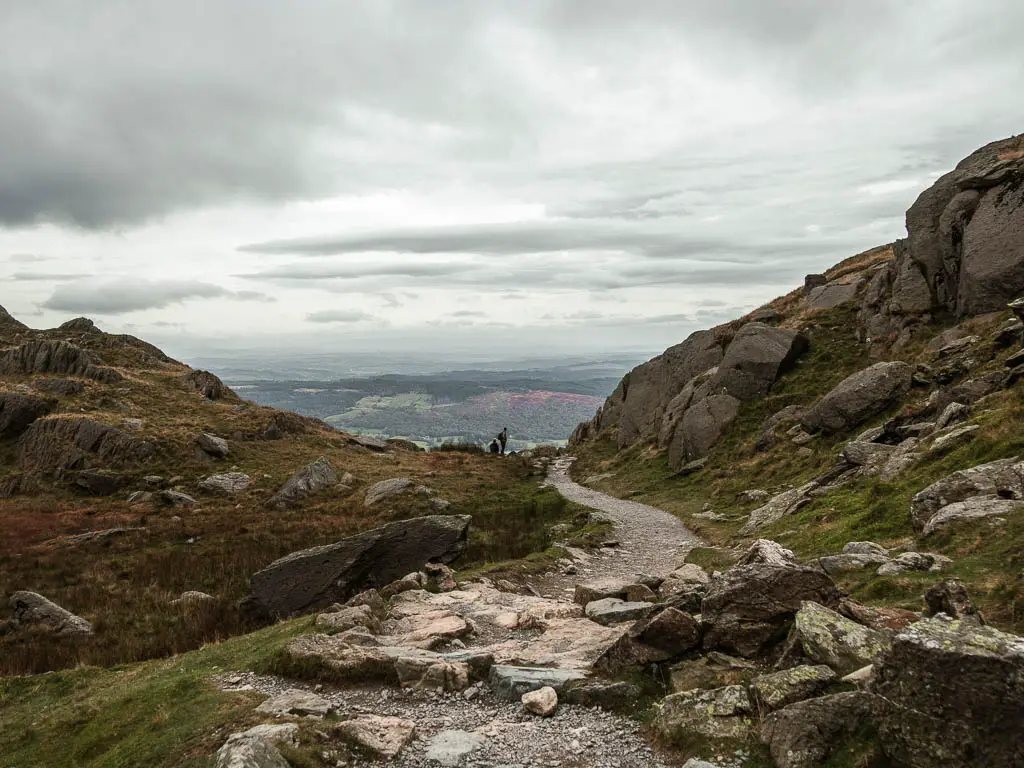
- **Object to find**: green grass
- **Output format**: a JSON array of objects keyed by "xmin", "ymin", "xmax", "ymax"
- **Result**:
[{"xmin": 0, "ymin": 618, "xmax": 315, "ymax": 768}]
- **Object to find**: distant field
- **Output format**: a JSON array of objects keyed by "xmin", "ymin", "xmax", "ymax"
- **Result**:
[{"xmin": 232, "ymin": 365, "xmax": 623, "ymax": 448}]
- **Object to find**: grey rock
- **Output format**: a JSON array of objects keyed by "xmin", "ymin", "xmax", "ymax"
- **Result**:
[
  {"xmin": 930, "ymin": 424, "xmax": 980, "ymax": 452},
  {"xmin": 346, "ymin": 433, "xmax": 390, "ymax": 451},
  {"xmin": 793, "ymin": 601, "xmax": 891, "ymax": 674},
  {"xmin": 910, "ymin": 457, "xmax": 1024, "ymax": 530},
  {"xmin": 573, "ymin": 576, "xmax": 638, "ymax": 606},
  {"xmin": 74, "ymin": 468, "xmax": 127, "ymax": 496},
  {"xmin": 170, "ymin": 590, "xmax": 215, "ymax": 606},
  {"xmin": 736, "ymin": 539, "xmax": 797, "ymax": 566},
  {"xmin": 701, "ymin": 564, "xmax": 842, "ymax": 657},
  {"xmin": 0, "ymin": 340, "xmax": 121, "ymax": 384},
  {"xmin": 738, "ymin": 488, "xmax": 770, "ymax": 503},
  {"xmin": 268, "ymin": 456, "xmax": 338, "ymax": 509},
  {"xmin": 364, "ymin": 477, "xmax": 415, "ymax": 507},
  {"xmin": 183, "ymin": 369, "xmax": 232, "ymax": 400},
  {"xmin": 750, "ymin": 665, "xmax": 836, "ymax": 712},
  {"xmin": 561, "ymin": 680, "xmax": 641, "ymax": 710},
  {"xmin": 34, "ymin": 378, "xmax": 85, "ymax": 397},
  {"xmin": 7, "ymin": 590, "xmax": 92, "ymax": 635},
  {"xmin": 923, "ymin": 495, "xmax": 1024, "ymax": 535},
  {"xmin": 843, "ymin": 541, "xmax": 888, "ymax": 557},
  {"xmin": 336, "ymin": 715, "xmax": 416, "ymax": 759},
  {"xmin": 740, "ymin": 483, "xmax": 817, "ymax": 534},
  {"xmin": 215, "ymin": 724, "xmax": 296, "ymax": 768},
  {"xmin": 923, "ymin": 577, "xmax": 978, "ymax": 620},
  {"xmin": 196, "ymin": 432, "xmax": 229, "ymax": 458},
  {"xmin": 199, "ymin": 472, "xmax": 251, "ymax": 495},
  {"xmin": 707, "ymin": 323, "xmax": 809, "ymax": 401},
  {"xmin": 801, "ymin": 361, "xmax": 914, "ymax": 434},
  {"xmin": 159, "ymin": 489, "xmax": 198, "ymax": 507},
  {"xmin": 935, "ymin": 401, "xmax": 971, "ymax": 431},
  {"xmin": 0, "ymin": 391, "xmax": 57, "ymax": 439},
  {"xmin": 807, "ymin": 280, "xmax": 862, "ymax": 309},
  {"xmin": 762, "ymin": 692, "xmax": 884, "ymax": 768},
  {"xmin": 819, "ymin": 552, "xmax": 889, "ymax": 575},
  {"xmin": 804, "ymin": 274, "xmax": 828, "ymax": 294},
  {"xmin": 584, "ymin": 598, "xmax": 657, "ymax": 626},
  {"xmin": 874, "ymin": 615, "xmax": 1024, "ymax": 768},
  {"xmin": 876, "ymin": 551, "xmax": 948, "ymax": 576},
  {"xmin": 671, "ymin": 393, "xmax": 741, "ymax": 468},
  {"xmin": 245, "ymin": 514, "xmax": 470, "ymax": 618},
  {"xmin": 18, "ymin": 416, "xmax": 155, "ymax": 474},
  {"xmin": 255, "ymin": 688, "xmax": 333, "ymax": 717},
  {"xmin": 489, "ymin": 665, "xmax": 588, "ymax": 700},
  {"xmin": 424, "ymin": 730, "xmax": 487, "ymax": 766},
  {"xmin": 654, "ymin": 685, "xmax": 754, "ymax": 742}
]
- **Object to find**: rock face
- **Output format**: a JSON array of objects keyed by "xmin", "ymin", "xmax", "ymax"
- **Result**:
[
  {"xmin": 0, "ymin": 392, "xmax": 56, "ymax": 439},
  {"xmin": 245, "ymin": 515, "xmax": 470, "ymax": 618},
  {"xmin": 183, "ymin": 369, "xmax": 232, "ymax": 400},
  {"xmin": 874, "ymin": 615, "xmax": 1024, "ymax": 768},
  {"xmin": 859, "ymin": 134, "xmax": 1024, "ymax": 348},
  {"xmin": 267, "ymin": 456, "xmax": 338, "ymax": 509},
  {"xmin": 701, "ymin": 565, "xmax": 842, "ymax": 657},
  {"xmin": 0, "ymin": 303, "xmax": 28, "ymax": 331},
  {"xmin": 18, "ymin": 416, "xmax": 155, "ymax": 475},
  {"xmin": 0, "ymin": 340, "xmax": 122, "ymax": 384},
  {"xmin": 574, "ymin": 322, "xmax": 808, "ymax": 468},
  {"xmin": 801, "ymin": 361, "xmax": 914, "ymax": 434},
  {"xmin": 5, "ymin": 591, "xmax": 93, "ymax": 635}
]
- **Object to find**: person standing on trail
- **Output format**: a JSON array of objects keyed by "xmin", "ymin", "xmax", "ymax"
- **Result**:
[{"xmin": 498, "ymin": 427, "xmax": 508, "ymax": 455}]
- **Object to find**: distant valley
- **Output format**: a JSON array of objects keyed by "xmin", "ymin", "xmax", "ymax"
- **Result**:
[{"xmin": 227, "ymin": 360, "xmax": 633, "ymax": 449}]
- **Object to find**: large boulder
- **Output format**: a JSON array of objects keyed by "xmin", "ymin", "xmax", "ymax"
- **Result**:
[
  {"xmin": 922, "ymin": 496, "xmax": 1024, "ymax": 534},
  {"xmin": 183, "ymin": 369, "xmax": 232, "ymax": 400},
  {"xmin": 267, "ymin": 456, "xmax": 338, "ymax": 509},
  {"xmin": 761, "ymin": 692, "xmax": 884, "ymax": 768},
  {"xmin": 18, "ymin": 416, "xmax": 155, "ymax": 475},
  {"xmin": 750, "ymin": 665, "xmax": 836, "ymax": 712},
  {"xmin": 670, "ymin": 393, "xmax": 741, "ymax": 468},
  {"xmin": 336, "ymin": 715, "xmax": 416, "ymax": 759},
  {"xmin": 739, "ymin": 483, "xmax": 817, "ymax": 534},
  {"xmin": 215, "ymin": 724, "xmax": 297, "ymax": 768},
  {"xmin": 364, "ymin": 477, "xmax": 416, "ymax": 507},
  {"xmin": 245, "ymin": 515, "xmax": 470, "ymax": 618},
  {"xmin": 707, "ymin": 323, "xmax": 808, "ymax": 401},
  {"xmin": 792, "ymin": 601, "xmax": 891, "ymax": 674},
  {"xmin": 654, "ymin": 685, "xmax": 754, "ymax": 742},
  {"xmin": 700, "ymin": 565, "xmax": 842, "ymax": 657},
  {"xmin": 0, "ymin": 392, "xmax": 57, "ymax": 439},
  {"xmin": 910, "ymin": 457, "xmax": 1024, "ymax": 530},
  {"xmin": 0, "ymin": 340, "xmax": 121, "ymax": 384},
  {"xmin": 873, "ymin": 615, "xmax": 1024, "ymax": 767},
  {"xmin": 801, "ymin": 361, "xmax": 914, "ymax": 434},
  {"xmin": 5, "ymin": 590, "xmax": 93, "ymax": 635}
]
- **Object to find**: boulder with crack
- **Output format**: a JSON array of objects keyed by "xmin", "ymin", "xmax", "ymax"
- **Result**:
[
  {"xmin": 874, "ymin": 615, "xmax": 1024, "ymax": 768},
  {"xmin": 267, "ymin": 456, "xmax": 338, "ymax": 509},
  {"xmin": 793, "ymin": 601, "xmax": 892, "ymax": 674},
  {"xmin": 701, "ymin": 565, "xmax": 842, "ymax": 657},
  {"xmin": 749, "ymin": 665, "xmax": 836, "ymax": 712},
  {"xmin": 654, "ymin": 685, "xmax": 754, "ymax": 742},
  {"xmin": 244, "ymin": 515, "xmax": 470, "ymax": 618},
  {"xmin": 801, "ymin": 361, "xmax": 914, "ymax": 434},
  {"xmin": 4, "ymin": 591, "xmax": 92, "ymax": 636}
]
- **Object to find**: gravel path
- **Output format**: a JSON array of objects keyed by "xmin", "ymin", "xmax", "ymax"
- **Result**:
[{"xmin": 538, "ymin": 456, "xmax": 703, "ymax": 600}]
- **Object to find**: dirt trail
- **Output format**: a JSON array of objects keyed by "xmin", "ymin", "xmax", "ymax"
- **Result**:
[{"xmin": 537, "ymin": 456, "xmax": 704, "ymax": 599}]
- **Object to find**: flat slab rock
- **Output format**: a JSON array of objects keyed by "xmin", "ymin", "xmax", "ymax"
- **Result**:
[
  {"xmin": 584, "ymin": 598, "xmax": 657, "ymax": 626},
  {"xmin": 489, "ymin": 665, "xmax": 588, "ymax": 701}
]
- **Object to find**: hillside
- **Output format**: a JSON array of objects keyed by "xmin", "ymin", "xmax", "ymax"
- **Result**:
[
  {"xmin": 569, "ymin": 132, "xmax": 1024, "ymax": 632},
  {"xmin": 2, "ymin": 134, "xmax": 1024, "ymax": 768}
]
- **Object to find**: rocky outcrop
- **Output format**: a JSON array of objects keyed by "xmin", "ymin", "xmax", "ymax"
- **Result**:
[
  {"xmin": 267, "ymin": 456, "xmax": 338, "ymax": 509},
  {"xmin": 910, "ymin": 457, "xmax": 1024, "ymax": 530},
  {"xmin": 18, "ymin": 416, "xmax": 155, "ymax": 475},
  {"xmin": 0, "ymin": 392, "xmax": 56, "ymax": 439},
  {"xmin": 860, "ymin": 134, "xmax": 1024, "ymax": 348},
  {"xmin": 244, "ymin": 515, "xmax": 470, "ymax": 618},
  {"xmin": 0, "ymin": 303, "xmax": 28, "ymax": 331},
  {"xmin": 874, "ymin": 615, "xmax": 1024, "ymax": 767},
  {"xmin": 575, "ymin": 322, "xmax": 808, "ymax": 468},
  {"xmin": 700, "ymin": 564, "xmax": 842, "ymax": 657},
  {"xmin": 801, "ymin": 361, "xmax": 914, "ymax": 434},
  {"xmin": 3, "ymin": 591, "xmax": 93, "ymax": 636},
  {"xmin": 0, "ymin": 340, "xmax": 121, "ymax": 384},
  {"xmin": 183, "ymin": 369, "xmax": 232, "ymax": 400}
]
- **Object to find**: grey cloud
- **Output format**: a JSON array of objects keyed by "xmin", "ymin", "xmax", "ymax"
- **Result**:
[
  {"xmin": 11, "ymin": 271, "xmax": 89, "ymax": 281},
  {"xmin": 447, "ymin": 310, "xmax": 487, "ymax": 318},
  {"xmin": 306, "ymin": 310, "xmax": 378, "ymax": 324},
  {"xmin": 8, "ymin": 253, "xmax": 49, "ymax": 263},
  {"xmin": 40, "ymin": 278, "xmax": 271, "ymax": 314}
]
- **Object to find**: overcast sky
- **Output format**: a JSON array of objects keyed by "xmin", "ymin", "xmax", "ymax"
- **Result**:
[{"xmin": 2, "ymin": 1, "xmax": 1023, "ymax": 361}]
